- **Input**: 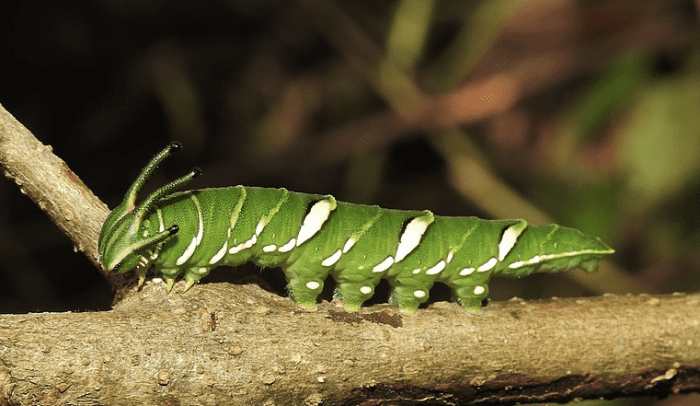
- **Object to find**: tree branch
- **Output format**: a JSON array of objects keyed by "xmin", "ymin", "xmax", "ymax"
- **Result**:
[
  {"xmin": 0, "ymin": 281, "xmax": 698, "ymax": 405},
  {"xmin": 0, "ymin": 103, "xmax": 115, "ymax": 283}
]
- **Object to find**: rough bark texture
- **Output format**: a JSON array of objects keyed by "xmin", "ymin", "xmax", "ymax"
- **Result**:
[
  {"xmin": 1, "ymin": 281, "xmax": 699, "ymax": 405},
  {"xmin": 0, "ymin": 103, "xmax": 110, "ymax": 272}
]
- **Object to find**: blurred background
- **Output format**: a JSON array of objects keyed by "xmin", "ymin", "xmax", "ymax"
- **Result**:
[{"xmin": 1, "ymin": 1, "xmax": 700, "ymax": 401}]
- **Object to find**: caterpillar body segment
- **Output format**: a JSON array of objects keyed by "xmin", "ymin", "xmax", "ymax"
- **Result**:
[{"xmin": 98, "ymin": 144, "xmax": 615, "ymax": 313}]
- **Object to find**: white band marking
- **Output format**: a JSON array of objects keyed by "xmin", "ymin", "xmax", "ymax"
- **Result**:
[
  {"xmin": 278, "ymin": 238, "xmax": 296, "ymax": 253},
  {"xmin": 177, "ymin": 236, "xmax": 198, "ymax": 265},
  {"xmin": 509, "ymin": 255, "xmax": 541, "ymax": 269},
  {"xmin": 395, "ymin": 216, "xmax": 430, "ymax": 262},
  {"xmin": 228, "ymin": 234, "xmax": 257, "ymax": 254},
  {"xmin": 297, "ymin": 199, "xmax": 335, "ymax": 246},
  {"xmin": 372, "ymin": 256, "xmax": 394, "ymax": 273},
  {"xmin": 459, "ymin": 267, "xmax": 475, "ymax": 276},
  {"xmin": 175, "ymin": 194, "xmax": 204, "ymax": 265},
  {"xmin": 342, "ymin": 238, "xmax": 357, "ymax": 253},
  {"xmin": 209, "ymin": 242, "xmax": 228, "ymax": 264},
  {"xmin": 507, "ymin": 248, "xmax": 612, "ymax": 269},
  {"xmin": 255, "ymin": 220, "xmax": 266, "ymax": 236},
  {"xmin": 191, "ymin": 194, "xmax": 204, "ymax": 246},
  {"xmin": 426, "ymin": 260, "xmax": 446, "ymax": 275},
  {"xmin": 498, "ymin": 222, "xmax": 526, "ymax": 261},
  {"xmin": 321, "ymin": 250, "xmax": 342, "ymax": 267},
  {"xmin": 477, "ymin": 257, "xmax": 498, "ymax": 272},
  {"xmin": 156, "ymin": 209, "xmax": 165, "ymax": 232}
]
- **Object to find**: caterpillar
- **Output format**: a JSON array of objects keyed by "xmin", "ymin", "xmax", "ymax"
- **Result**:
[{"xmin": 98, "ymin": 142, "xmax": 614, "ymax": 313}]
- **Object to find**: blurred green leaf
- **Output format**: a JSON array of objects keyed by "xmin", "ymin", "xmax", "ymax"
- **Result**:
[
  {"xmin": 386, "ymin": 0, "xmax": 437, "ymax": 72},
  {"xmin": 534, "ymin": 179, "xmax": 621, "ymax": 240},
  {"xmin": 616, "ymin": 61, "xmax": 700, "ymax": 209},
  {"xmin": 429, "ymin": 0, "xmax": 527, "ymax": 92},
  {"xmin": 560, "ymin": 50, "xmax": 652, "ymax": 142},
  {"xmin": 554, "ymin": 50, "xmax": 652, "ymax": 175}
]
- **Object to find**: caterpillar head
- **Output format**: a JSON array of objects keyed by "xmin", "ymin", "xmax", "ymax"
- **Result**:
[
  {"xmin": 98, "ymin": 206, "xmax": 178, "ymax": 273},
  {"xmin": 97, "ymin": 142, "xmax": 198, "ymax": 274}
]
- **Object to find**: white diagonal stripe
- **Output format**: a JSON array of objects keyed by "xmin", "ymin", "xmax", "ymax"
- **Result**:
[
  {"xmin": 395, "ymin": 216, "xmax": 430, "ymax": 262},
  {"xmin": 498, "ymin": 221, "xmax": 526, "ymax": 261},
  {"xmin": 297, "ymin": 199, "xmax": 334, "ymax": 246}
]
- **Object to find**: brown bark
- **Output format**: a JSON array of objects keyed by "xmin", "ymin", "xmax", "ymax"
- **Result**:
[
  {"xmin": 0, "ymin": 282, "xmax": 698, "ymax": 405},
  {"xmin": 0, "ymin": 103, "xmax": 112, "ymax": 280}
]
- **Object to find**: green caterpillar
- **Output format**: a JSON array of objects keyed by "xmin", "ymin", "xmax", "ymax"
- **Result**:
[{"xmin": 98, "ymin": 142, "xmax": 614, "ymax": 312}]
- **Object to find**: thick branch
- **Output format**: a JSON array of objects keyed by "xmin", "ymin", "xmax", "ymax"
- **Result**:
[
  {"xmin": 1, "ymin": 281, "xmax": 699, "ymax": 405},
  {"xmin": 0, "ymin": 103, "xmax": 110, "ymax": 272}
]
